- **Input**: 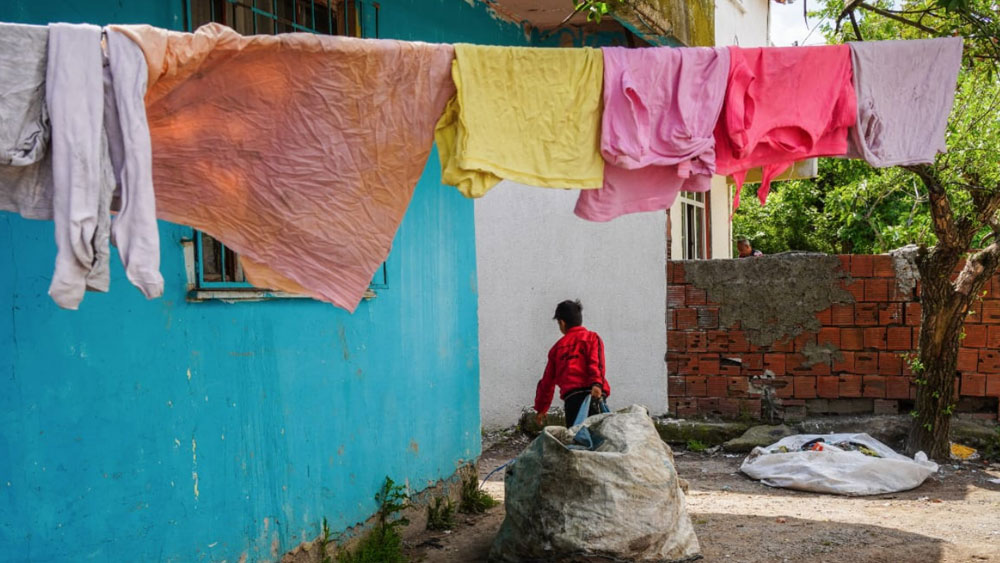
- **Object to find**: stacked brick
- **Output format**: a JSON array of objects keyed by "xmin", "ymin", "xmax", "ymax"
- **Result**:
[{"xmin": 667, "ymin": 255, "xmax": 1000, "ymax": 421}]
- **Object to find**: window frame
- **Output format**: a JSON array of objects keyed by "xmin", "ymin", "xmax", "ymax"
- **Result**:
[{"xmin": 679, "ymin": 191, "xmax": 707, "ymax": 260}]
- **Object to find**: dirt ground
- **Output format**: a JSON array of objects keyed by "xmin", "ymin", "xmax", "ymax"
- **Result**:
[{"xmin": 405, "ymin": 432, "xmax": 1000, "ymax": 562}]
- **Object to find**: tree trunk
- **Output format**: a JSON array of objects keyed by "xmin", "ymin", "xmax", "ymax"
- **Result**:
[{"xmin": 906, "ymin": 247, "xmax": 966, "ymax": 460}]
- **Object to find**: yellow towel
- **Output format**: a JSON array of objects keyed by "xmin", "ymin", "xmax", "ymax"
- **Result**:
[{"xmin": 436, "ymin": 44, "xmax": 605, "ymax": 198}]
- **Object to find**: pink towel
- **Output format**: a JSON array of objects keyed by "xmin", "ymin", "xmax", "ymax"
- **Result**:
[
  {"xmin": 113, "ymin": 24, "xmax": 455, "ymax": 312},
  {"xmin": 575, "ymin": 46, "xmax": 729, "ymax": 222},
  {"xmin": 714, "ymin": 45, "xmax": 856, "ymax": 212}
]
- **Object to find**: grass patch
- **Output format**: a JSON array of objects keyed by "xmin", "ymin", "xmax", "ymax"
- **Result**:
[
  {"xmin": 426, "ymin": 496, "xmax": 456, "ymax": 531},
  {"xmin": 459, "ymin": 473, "xmax": 499, "ymax": 514},
  {"xmin": 686, "ymin": 439, "xmax": 708, "ymax": 452},
  {"xmin": 333, "ymin": 477, "xmax": 410, "ymax": 563}
]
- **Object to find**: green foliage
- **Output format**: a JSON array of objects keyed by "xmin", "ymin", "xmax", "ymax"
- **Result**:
[
  {"xmin": 732, "ymin": 149, "xmax": 938, "ymax": 255},
  {"xmin": 319, "ymin": 518, "xmax": 333, "ymax": 563},
  {"xmin": 459, "ymin": 473, "xmax": 499, "ymax": 514},
  {"xmin": 686, "ymin": 439, "xmax": 708, "ymax": 452},
  {"xmin": 336, "ymin": 477, "xmax": 410, "ymax": 563},
  {"xmin": 336, "ymin": 527, "xmax": 405, "ymax": 563},
  {"xmin": 902, "ymin": 353, "xmax": 926, "ymax": 375},
  {"xmin": 572, "ymin": 0, "xmax": 623, "ymax": 23},
  {"xmin": 426, "ymin": 497, "xmax": 456, "ymax": 531}
]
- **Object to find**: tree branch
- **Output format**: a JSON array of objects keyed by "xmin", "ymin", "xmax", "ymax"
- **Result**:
[
  {"xmin": 849, "ymin": 11, "xmax": 864, "ymax": 41},
  {"xmin": 972, "ymin": 190, "xmax": 1000, "ymax": 231},
  {"xmin": 857, "ymin": 2, "xmax": 941, "ymax": 35},
  {"xmin": 906, "ymin": 164, "xmax": 960, "ymax": 248},
  {"xmin": 955, "ymin": 239, "xmax": 1000, "ymax": 297}
]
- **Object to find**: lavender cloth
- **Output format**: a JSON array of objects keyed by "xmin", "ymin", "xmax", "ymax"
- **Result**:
[
  {"xmin": 46, "ymin": 23, "xmax": 112, "ymax": 309},
  {"xmin": 104, "ymin": 29, "xmax": 163, "ymax": 299},
  {"xmin": 846, "ymin": 37, "xmax": 963, "ymax": 167}
]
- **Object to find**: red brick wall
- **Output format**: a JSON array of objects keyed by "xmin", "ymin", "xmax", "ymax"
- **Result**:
[{"xmin": 667, "ymin": 255, "xmax": 1000, "ymax": 420}]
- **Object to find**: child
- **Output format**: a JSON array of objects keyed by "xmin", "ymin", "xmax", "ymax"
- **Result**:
[{"xmin": 533, "ymin": 299, "xmax": 611, "ymax": 427}]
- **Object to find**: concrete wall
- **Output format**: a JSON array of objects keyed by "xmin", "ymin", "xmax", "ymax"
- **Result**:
[
  {"xmin": 667, "ymin": 255, "xmax": 1000, "ymax": 421},
  {"xmin": 0, "ymin": 1, "xmax": 542, "ymax": 561},
  {"xmin": 476, "ymin": 183, "xmax": 669, "ymax": 429}
]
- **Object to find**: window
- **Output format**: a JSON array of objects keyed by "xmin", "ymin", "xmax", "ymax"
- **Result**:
[
  {"xmin": 679, "ymin": 192, "xmax": 706, "ymax": 260},
  {"xmin": 183, "ymin": 0, "xmax": 384, "ymax": 300},
  {"xmin": 187, "ymin": 0, "xmax": 368, "ymax": 37}
]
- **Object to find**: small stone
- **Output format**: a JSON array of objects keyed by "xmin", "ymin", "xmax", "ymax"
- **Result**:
[
  {"xmin": 723, "ymin": 425, "xmax": 796, "ymax": 453},
  {"xmin": 776, "ymin": 517, "xmax": 787, "ymax": 524}
]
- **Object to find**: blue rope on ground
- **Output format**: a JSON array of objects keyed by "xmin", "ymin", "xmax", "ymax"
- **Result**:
[{"xmin": 480, "ymin": 460, "xmax": 511, "ymax": 489}]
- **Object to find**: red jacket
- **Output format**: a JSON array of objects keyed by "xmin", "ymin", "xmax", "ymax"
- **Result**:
[{"xmin": 534, "ymin": 326, "xmax": 611, "ymax": 415}]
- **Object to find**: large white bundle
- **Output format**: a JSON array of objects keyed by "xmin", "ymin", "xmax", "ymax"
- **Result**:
[{"xmin": 741, "ymin": 432, "xmax": 938, "ymax": 496}]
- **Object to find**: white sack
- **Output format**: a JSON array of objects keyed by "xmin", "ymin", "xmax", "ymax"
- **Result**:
[
  {"xmin": 490, "ymin": 405, "xmax": 700, "ymax": 562},
  {"xmin": 741, "ymin": 433, "xmax": 938, "ymax": 496}
]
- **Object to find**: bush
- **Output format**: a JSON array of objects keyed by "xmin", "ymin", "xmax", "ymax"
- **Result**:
[
  {"xmin": 426, "ymin": 496, "xmax": 456, "ymax": 531},
  {"xmin": 686, "ymin": 439, "xmax": 708, "ymax": 452},
  {"xmin": 335, "ymin": 477, "xmax": 410, "ymax": 563},
  {"xmin": 459, "ymin": 473, "xmax": 499, "ymax": 514}
]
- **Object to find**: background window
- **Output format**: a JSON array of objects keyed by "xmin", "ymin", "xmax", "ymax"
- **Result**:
[
  {"xmin": 188, "ymin": 0, "xmax": 364, "ymax": 36},
  {"xmin": 679, "ymin": 192, "xmax": 706, "ymax": 260}
]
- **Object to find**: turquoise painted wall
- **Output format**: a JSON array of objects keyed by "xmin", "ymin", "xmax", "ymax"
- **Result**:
[{"xmin": 0, "ymin": 1, "xmax": 570, "ymax": 561}]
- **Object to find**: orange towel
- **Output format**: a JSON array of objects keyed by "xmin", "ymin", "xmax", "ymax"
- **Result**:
[{"xmin": 113, "ymin": 23, "xmax": 455, "ymax": 311}]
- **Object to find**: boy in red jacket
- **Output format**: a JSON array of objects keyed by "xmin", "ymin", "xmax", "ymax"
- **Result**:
[{"xmin": 533, "ymin": 300, "xmax": 611, "ymax": 427}]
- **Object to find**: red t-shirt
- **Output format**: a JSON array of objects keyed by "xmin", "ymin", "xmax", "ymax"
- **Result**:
[{"xmin": 534, "ymin": 326, "xmax": 611, "ymax": 415}]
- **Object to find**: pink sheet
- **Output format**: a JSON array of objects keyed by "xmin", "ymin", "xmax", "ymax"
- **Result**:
[
  {"xmin": 113, "ymin": 24, "xmax": 455, "ymax": 311},
  {"xmin": 575, "ymin": 46, "xmax": 729, "ymax": 222},
  {"xmin": 714, "ymin": 45, "xmax": 856, "ymax": 212}
]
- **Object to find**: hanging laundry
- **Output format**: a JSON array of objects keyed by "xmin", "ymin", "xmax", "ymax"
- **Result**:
[
  {"xmin": 435, "ymin": 44, "xmax": 604, "ymax": 198},
  {"xmin": 112, "ymin": 23, "xmax": 455, "ymax": 312},
  {"xmin": 46, "ymin": 23, "xmax": 117, "ymax": 309},
  {"xmin": 103, "ymin": 29, "xmax": 164, "ymax": 300},
  {"xmin": 575, "ymin": 46, "xmax": 729, "ymax": 222},
  {"xmin": 0, "ymin": 23, "xmax": 52, "ymax": 219},
  {"xmin": 0, "ymin": 23, "xmax": 162, "ymax": 309},
  {"xmin": 714, "ymin": 45, "xmax": 856, "ymax": 212},
  {"xmin": 845, "ymin": 37, "xmax": 963, "ymax": 168}
]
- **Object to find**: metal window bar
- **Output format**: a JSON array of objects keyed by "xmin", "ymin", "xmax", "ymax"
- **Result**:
[{"xmin": 189, "ymin": 0, "xmax": 335, "ymax": 35}]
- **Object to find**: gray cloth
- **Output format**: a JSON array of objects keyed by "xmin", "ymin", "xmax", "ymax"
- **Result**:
[
  {"xmin": 1, "ymin": 24, "xmax": 162, "ymax": 308},
  {"xmin": 846, "ymin": 37, "xmax": 963, "ymax": 167},
  {"xmin": 46, "ymin": 23, "xmax": 113, "ymax": 309},
  {"xmin": 105, "ymin": 30, "xmax": 163, "ymax": 299},
  {"xmin": 0, "ymin": 23, "xmax": 53, "ymax": 219}
]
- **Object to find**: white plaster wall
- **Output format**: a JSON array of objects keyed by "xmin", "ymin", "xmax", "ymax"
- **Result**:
[
  {"xmin": 475, "ymin": 181, "xmax": 668, "ymax": 429},
  {"xmin": 709, "ymin": 176, "xmax": 734, "ymax": 259},
  {"xmin": 715, "ymin": 0, "xmax": 771, "ymax": 48}
]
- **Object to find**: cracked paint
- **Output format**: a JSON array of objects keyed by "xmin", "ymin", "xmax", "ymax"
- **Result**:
[{"xmin": 192, "ymin": 438, "xmax": 199, "ymax": 500}]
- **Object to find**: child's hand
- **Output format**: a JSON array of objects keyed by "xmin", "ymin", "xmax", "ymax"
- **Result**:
[
  {"xmin": 535, "ymin": 412, "xmax": 546, "ymax": 427},
  {"xmin": 591, "ymin": 385, "xmax": 603, "ymax": 400}
]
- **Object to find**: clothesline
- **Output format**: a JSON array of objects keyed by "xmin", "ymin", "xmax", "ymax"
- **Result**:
[{"xmin": 0, "ymin": 22, "xmax": 963, "ymax": 312}]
